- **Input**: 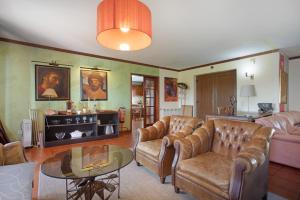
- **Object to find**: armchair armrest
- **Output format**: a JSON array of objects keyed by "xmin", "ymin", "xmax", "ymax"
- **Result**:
[
  {"xmin": 171, "ymin": 137, "xmax": 192, "ymax": 185},
  {"xmin": 162, "ymin": 127, "xmax": 193, "ymax": 148},
  {"xmin": 172, "ymin": 127, "xmax": 211, "ymax": 164},
  {"xmin": 1, "ymin": 141, "xmax": 26, "ymax": 165},
  {"xmin": 162, "ymin": 121, "xmax": 201, "ymax": 148},
  {"xmin": 229, "ymin": 127, "xmax": 273, "ymax": 200},
  {"xmin": 137, "ymin": 120, "xmax": 166, "ymax": 143}
]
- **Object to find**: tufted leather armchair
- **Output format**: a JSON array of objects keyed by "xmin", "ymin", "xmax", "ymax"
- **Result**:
[
  {"xmin": 0, "ymin": 141, "xmax": 27, "ymax": 165},
  {"xmin": 172, "ymin": 119, "xmax": 274, "ymax": 200},
  {"xmin": 134, "ymin": 115, "xmax": 201, "ymax": 183}
]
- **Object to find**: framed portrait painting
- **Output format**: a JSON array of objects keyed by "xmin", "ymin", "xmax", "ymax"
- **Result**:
[
  {"xmin": 80, "ymin": 69, "xmax": 108, "ymax": 101},
  {"xmin": 35, "ymin": 65, "xmax": 70, "ymax": 101},
  {"xmin": 164, "ymin": 77, "xmax": 178, "ymax": 102}
]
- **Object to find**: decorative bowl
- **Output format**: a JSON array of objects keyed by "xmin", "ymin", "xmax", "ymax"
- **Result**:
[
  {"xmin": 85, "ymin": 130, "xmax": 93, "ymax": 137},
  {"xmin": 55, "ymin": 132, "xmax": 65, "ymax": 140},
  {"xmin": 65, "ymin": 118, "xmax": 72, "ymax": 124},
  {"xmin": 70, "ymin": 130, "xmax": 83, "ymax": 138}
]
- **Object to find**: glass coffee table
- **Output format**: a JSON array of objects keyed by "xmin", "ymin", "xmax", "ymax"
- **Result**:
[{"xmin": 41, "ymin": 145, "xmax": 133, "ymax": 200}]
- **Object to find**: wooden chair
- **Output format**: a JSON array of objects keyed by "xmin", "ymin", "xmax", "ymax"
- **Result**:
[{"xmin": 0, "ymin": 119, "xmax": 10, "ymax": 144}]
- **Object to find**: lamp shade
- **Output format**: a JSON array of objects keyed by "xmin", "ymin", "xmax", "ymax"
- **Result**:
[
  {"xmin": 42, "ymin": 88, "xmax": 58, "ymax": 98},
  {"xmin": 97, "ymin": 0, "xmax": 152, "ymax": 51},
  {"xmin": 240, "ymin": 85, "xmax": 256, "ymax": 97}
]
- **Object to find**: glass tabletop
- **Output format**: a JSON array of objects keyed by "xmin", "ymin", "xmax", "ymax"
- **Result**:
[{"xmin": 41, "ymin": 145, "xmax": 133, "ymax": 179}]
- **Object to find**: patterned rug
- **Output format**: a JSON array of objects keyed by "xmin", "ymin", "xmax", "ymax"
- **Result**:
[{"xmin": 38, "ymin": 161, "xmax": 287, "ymax": 200}]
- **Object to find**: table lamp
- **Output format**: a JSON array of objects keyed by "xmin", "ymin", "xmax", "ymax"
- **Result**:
[
  {"xmin": 240, "ymin": 84, "xmax": 256, "ymax": 113},
  {"xmin": 42, "ymin": 88, "xmax": 58, "ymax": 115}
]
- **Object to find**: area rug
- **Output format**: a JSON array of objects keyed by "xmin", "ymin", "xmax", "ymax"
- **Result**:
[{"xmin": 38, "ymin": 161, "xmax": 287, "ymax": 200}]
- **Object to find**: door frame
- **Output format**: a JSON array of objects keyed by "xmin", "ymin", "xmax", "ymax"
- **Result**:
[
  {"xmin": 195, "ymin": 69, "xmax": 237, "ymax": 119},
  {"xmin": 130, "ymin": 73, "xmax": 160, "ymax": 131}
]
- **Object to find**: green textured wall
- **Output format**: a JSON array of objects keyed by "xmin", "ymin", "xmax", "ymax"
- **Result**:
[
  {"xmin": 0, "ymin": 41, "xmax": 159, "ymax": 140},
  {"xmin": 0, "ymin": 45, "xmax": 6, "ymax": 124}
]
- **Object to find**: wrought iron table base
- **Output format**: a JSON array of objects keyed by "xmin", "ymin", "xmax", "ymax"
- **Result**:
[{"xmin": 65, "ymin": 169, "xmax": 120, "ymax": 200}]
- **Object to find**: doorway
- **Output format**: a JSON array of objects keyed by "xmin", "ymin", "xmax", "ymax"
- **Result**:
[
  {"xmin": 196, "ymin": 70, "xmax": 237, "ymax": 120},
  {"xmin": 131, "ymin": 74, "xmax": 159, "ymax": 136}
]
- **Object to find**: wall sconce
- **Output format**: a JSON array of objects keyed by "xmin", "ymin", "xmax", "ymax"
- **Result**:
[
  {"xmin": 245, "ymin": 72, "xmax": 254, "ymax": 80},
  {"xmin": 245, "ymin": 58, "xmax": 255, "ymax": 80}
]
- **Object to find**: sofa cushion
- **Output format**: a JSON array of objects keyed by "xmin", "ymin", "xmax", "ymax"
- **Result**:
[
  {"xmin": 256, "ymin": 116, "xmax": 290, "ymax": 134},
  {"xmin": 177, "ymin": 152, "xmax": 232, "ymax": 197},
  {"xmin": 0, "ymin": 162, "xmax": 35, "ymax": 200},
  {"xmin": 137, "ymin": 139, "xmax": 162, "ymax": 160},
  {"xmin": 276, "ymin": 111, "xmax": 300, "ymax": 126}
]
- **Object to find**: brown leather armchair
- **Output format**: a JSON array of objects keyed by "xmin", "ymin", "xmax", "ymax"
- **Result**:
[
  {"xmin": 172, "ymin": 119, "xmax": 274, "ymax": 200},
  {"xmin": 134, "ymin": 115, "xmax": 201, "ymax": 183},
  {"xmin": 0, "ymin": 141, "xmax": 27, "ymax": 165}
]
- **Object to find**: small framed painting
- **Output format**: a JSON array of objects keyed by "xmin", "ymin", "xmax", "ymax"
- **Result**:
[
  {"xmin": 35, "ymin": 65, "xmax": 70, "ymax": 101},
  {"xmin": 164, "ymin": 77, "xmax": 178, "ymax": 102},
  {"xmin": 280, "ymin": 70, "xmax": 288, "ymax": 104},
  {"xmin": 80, "ymin": 69, "xmax": 108, "ymax": 101}
]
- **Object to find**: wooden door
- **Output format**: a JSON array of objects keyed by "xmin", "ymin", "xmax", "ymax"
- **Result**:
[
  {"xmin": 196, "ymin": 74, "xmax": 214, "ymax": 120},
  {"xmin": 143, "ymin": 76, "xmax": 159, "ymax": 127},
  {"xmin": 196, "ymin": 70, "xmax": 236, "ymax": 120}
]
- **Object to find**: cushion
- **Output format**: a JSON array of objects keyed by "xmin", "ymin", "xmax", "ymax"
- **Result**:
[
  {"xmin": 136, "ymin": 139, "xmax": 162, "ymax": 160},
  {"xmin": 276, "ymin": 111, "xmax": 300, "ymax": 126},
  {"xmin": 177, "ymin": 152, "xmax": 232, "ymax": 198},
  {"xmin": 256, "ymin": 116, "xmax": 290, "ymax": 134},
  {"xmin": 0, "ymin": 162, "xmax": 35, "ymax": 200}
]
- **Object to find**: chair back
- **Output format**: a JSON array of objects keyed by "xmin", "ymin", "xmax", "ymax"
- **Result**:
[
  {"xmin": 0, "ymin": 119, "xmax": 10, "ymax": 144},
  {"xmin": 211, "ymin": 119, "xmax": 262, "ymax": 159},
  {"xmin": 168, "ymin": 115, "xmax": 200, "ymax": 135}
]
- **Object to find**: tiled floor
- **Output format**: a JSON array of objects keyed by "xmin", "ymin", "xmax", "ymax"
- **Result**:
[{"xmin": 25, "ymin": 131, "xmax": 300, "ymax": 200}]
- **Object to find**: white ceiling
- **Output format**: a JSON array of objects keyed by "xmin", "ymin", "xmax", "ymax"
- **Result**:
[{"xmin": 1, "ymin": 0, "xmax": 300, "ymax": 69}]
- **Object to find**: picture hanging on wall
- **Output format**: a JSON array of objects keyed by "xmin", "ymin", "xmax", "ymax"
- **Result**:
[
  {"xmin": 280, "ymin": 70, "xmax": 288, "ymax": 104},
  {"xmin": 80, "ymin": 69, "xmax": 108, "ymax": 101},
  {"xmin": 164, "ymin": 77, "xmax": 178, "ymax": 102},
  {"xmin": 35, "ymin": 65, "xmax": 70, "ymax": 101}
]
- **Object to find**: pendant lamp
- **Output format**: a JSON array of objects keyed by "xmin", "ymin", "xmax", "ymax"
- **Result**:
[{"xmin": 97, "ymin": 0, "xmax": 152, "ymax": 51}]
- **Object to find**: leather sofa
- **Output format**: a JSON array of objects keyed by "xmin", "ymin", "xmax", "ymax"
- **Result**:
[
  {"xmin": 255, "ymin": 111, "xmax": 300, "ymax": 168},
  {"xmin": 172, "ymin": 119, "xmax": 273, "ymax": 200},
  {"xmin": 0, "ymin": 141, "xmax": 35, "ymax": 200},
  {"xmin": 134, "ymin": 115, "xmax": 201, "ymax": 183}
]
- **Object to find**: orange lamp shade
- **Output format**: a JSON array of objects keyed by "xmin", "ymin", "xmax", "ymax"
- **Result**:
[{"xmin": 97, "ymin": 0, "xmax": 152, "ymax": 51}]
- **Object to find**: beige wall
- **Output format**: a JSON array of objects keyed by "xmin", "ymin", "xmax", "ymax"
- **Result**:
[
  {"xmin": 0, "ymin": 46, "xmax": 6, "ymax": 122},
  {"xmin": 289, "ymin": 58, "xmax": 300, "ymax": 111},
  {"xmin": 179, "ymin": 52, "xmax": 281, "ymax": 116}
]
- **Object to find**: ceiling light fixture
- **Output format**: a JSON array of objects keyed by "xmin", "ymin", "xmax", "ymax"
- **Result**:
[{"xmin": 97, "ymin": 0, "xmax": 152, "ymax": 51}]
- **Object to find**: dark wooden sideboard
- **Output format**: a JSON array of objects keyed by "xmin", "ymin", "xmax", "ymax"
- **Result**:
[{"xmin": 43, "ymin": 110, "xmax": 119, "ymax": 147}]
